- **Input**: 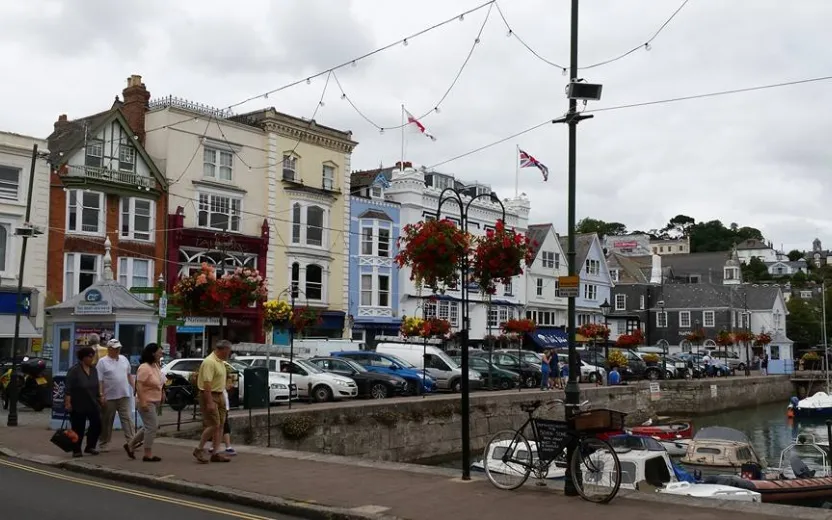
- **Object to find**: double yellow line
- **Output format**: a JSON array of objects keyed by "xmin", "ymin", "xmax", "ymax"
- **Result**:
[{"xmin": 0, "ymin": 458, "xmax": 276, "ymax": 519}]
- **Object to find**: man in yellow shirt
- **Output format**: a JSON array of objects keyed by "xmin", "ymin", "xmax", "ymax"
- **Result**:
[{"xmin": 193, "ymin": 340, "xmax": 232, "ymax": 464}]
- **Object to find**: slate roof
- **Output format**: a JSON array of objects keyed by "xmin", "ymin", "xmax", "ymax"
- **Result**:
[
  {"xmin": 660, "ymin": 251, "xmax": 734, "ymax": 284},
  {"xmin": 557, "ymin": 233, "xmax": 596, "ymax": 266},
  {"xmin": 765, "ymin": 260, "xmax": 807, "ymax": 269},
  {"xmin": 607, "ymin": 253, "xmax": 652, "ymax": 284},
  {"xmin": 47, "ymin": 108, "xmax": 115, "ymax": 166},
  {"xmin": 47, "ymin": 279, "xmax": 155, "ymax": 313},
  {"xmin": 736, "ymin": 238, "xmax": 771, "ymax": 251},
  {"xmin": 350, "ymin": 167, "xmax": 399, "ymax": 191},
  {"xmin": 650, "ymin": 283, "xmax": 780, "ymax": 311},
  {"xmin": 526, "ymin": 224, "xmax": 550, "ymax": 261}
]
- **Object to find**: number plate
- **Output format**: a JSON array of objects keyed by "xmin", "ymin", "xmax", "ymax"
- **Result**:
[
  {"xmin": 290, "ymin": 384, "xmax": 298, "ymax": 397},
  {"xmin": 35, "ymin": 377, "xmax": 48, "ymax": 385},
  {"xmin": 675, "ymin": 362, "xmax": 686, "ymax": 368}
]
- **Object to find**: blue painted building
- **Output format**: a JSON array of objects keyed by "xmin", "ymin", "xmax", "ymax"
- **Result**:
[{"xmin": 348, "ymin": 172, "xmax": 401, "ymax": 346}]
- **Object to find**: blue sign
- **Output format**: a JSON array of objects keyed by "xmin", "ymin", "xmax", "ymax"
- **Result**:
[
  {"xmin": 0, "ymin": 291, "xmax": 31, "ymax": 315},
  {"xmin": 85, "ymin": 289, "xmax": 103, "ymax": 303},
  {"xmin": 176, "ymin": 325, "xmax": 204, "ymax": 334}
]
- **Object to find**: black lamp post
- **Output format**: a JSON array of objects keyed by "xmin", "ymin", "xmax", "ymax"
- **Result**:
[
  {"xmin": 599, "ymin": 298, "xmax": 611, "ymax": 384},
  {"xmin": 659, "ymin": 300, "xmax": 666, "ymax": 377},
  {"xmin": 695, "ymin": 319, "xmax": 701, "ymax": 358},
  {"xmin": 435, "ymin": 187, "xmax": 506, "ymax": 481}
]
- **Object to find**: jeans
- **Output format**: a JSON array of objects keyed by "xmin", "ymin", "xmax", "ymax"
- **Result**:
[
  {"xmin": 130, "ymin": 402, "xmax": 159, "ymax": 452},
  {"xmin": 70, "ymin": 409, "xmax": 101, "ymax": 454},
  {"xmin": 540, "ymin": 369, "xmax": 550, "ymax": 389},
  {"xmin": 99, "ymin": 397, "xmax": 135, "ymax": 449}
]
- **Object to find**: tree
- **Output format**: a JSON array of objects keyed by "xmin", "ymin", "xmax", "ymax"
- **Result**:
[
  {"xmin": 741, "ymin": 257, "xmax": 770, "ymax": 283},
  {"xmin": 575, "ymin": 217, "xmax": 627, "ymax": 238},
  {"xmin": 786, "ymin": 297, "xmax": 822, "ymax": 347},
  {"xmin": 791, "ymin": 270, "xmax": 808, "ymax": 288},
  {"xmin": 788, "ymin": 250, "xmax": 805, "ymax": 262},
  {"xmin": 661, "ymin": 214, "xmax": 696, "ymax": 238},
  {"xmin": 687, "ymin": 220, "xmax": 766, "ymax": 253}
]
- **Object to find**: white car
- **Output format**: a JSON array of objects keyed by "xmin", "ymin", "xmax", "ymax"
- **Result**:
[
  {"xmin": 236, "ymin": 356, "xmax": 358, "ymax": 402},
  {"xmin": 162, "ymin": 358, "xmax": 297, "ymax": 405},
  {"xmin": 556, "ymin": 354, "xmax": 606, "ymax": 383}
]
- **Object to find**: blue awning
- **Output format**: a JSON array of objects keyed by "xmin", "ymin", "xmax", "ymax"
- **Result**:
[
  {"xmin": 319, "ymin": 311, "xmax": 346, "ymax": 330},
  {"xmin": 527, "ymin": 328, "xmax": 568, "ymax": 351}
]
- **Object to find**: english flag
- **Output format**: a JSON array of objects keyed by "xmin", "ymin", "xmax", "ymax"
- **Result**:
[
  {"xmin": 405, "ymin": 109, "xmax": 436, "ymax": 141},
  {"xmin": 519, "ymin": 149, "xmax": 549, "ymax": 181}
]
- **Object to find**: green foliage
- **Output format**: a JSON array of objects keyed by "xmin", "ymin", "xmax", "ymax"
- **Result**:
[
  {"xmin": 662, "ymin": 214, "xmax": 696, "ymax": 237},
  {"xmin": 788, "ymin": 250, "xmax": 805, "ymax": 262},
  {"xmin": 792, "ymin": 270, "xmax": 808, "ymax": 288},
  {"xmin": 786, "ymin": 297, "xmax": 822, "ymax": 347},
  {"xmin": 575, "ymin": 217, "xmax": 627, "ymax": 238},
  {"xmin": 741, "ymin": 257, "xmax": 771, "ymax": 282},
  {"xmin": 280, "ymin": 415, "xmax": 316, "ymax": 441},
  {"xmin": 688, "ymin": 219, "xmax": 765, "ymax": 253}
]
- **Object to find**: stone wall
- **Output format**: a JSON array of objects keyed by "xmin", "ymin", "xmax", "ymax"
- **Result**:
[{"xmin": 170, "ymin": 376, "xmax": 792, "ymax": 463}]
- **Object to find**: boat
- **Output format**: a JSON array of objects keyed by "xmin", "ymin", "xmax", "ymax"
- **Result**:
[
  {"xmin": 789, "ymin": 393, "xmax": 832, "ymax": 418},
  {"xmin": 680, "ymin": 426, "xmax": 766, "ymax": 476},
  {"xmin": 472, "ymin": 439, "xmax": 566, "ymax": 480},
  {"xmin": 700, "ymin": 434, "xmax": 832, "ymax": 506},
  {"xmin": 626, "ymin": 418, "xmax": 692, "ymax": 456},
  {"xmin": 660, "ymin": 438, "xmax": 690, "ymax": 457}
]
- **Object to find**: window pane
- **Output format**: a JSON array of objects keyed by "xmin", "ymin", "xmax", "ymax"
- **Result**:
[
  {"xmin": 361, "ymin": 226, "xmax": 373, "ymax": 255},
  {"xmin": 306, "ymin": 265, "xmax": 323, "ymax": 300},
  {"xmin": 360, "ymin": 274, "xmax": 372, "ymax": 306},
  {"xmin": 0, "ymin": 226, "xmax": 6, "ymax": 271},
  {"xmin": 306, "ymin": 206, "xmax": 324, "ymax": 246},
  {"xmin": 0, "ymin": 166, "xmax": 19, "ymax": 200},
  {"xmin": 291, "ymin": 263, "xmax": 300, "ymax": 294},
  {"xmin": 378, "ymin": 275, "xmax": 390, "ymax": 307},
  {"xmin": 292, "ymin": 204, "xmax": 301, "ymax": 243},
  {"xmin": 378, "ymin": 228, "xmax": 390, "ymax": 257}
]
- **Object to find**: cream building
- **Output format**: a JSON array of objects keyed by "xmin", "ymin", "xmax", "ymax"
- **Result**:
[{"xmin": 0, "ymin": 131, "xmax": 50, "ymax": 357}]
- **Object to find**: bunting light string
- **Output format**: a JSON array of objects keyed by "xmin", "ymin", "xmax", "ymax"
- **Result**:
[
  {"xmin": 495, "ymin": 0, "xmax": 690, "ymax": 73},
  {"xmin": 333, "ymin": 2, "xmax": 493, "ymax": 133},
  {"xmin": 426, "ymin": 74, "xmax": 832, "ymax": 170}
]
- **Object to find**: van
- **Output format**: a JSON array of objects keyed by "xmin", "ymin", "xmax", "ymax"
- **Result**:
[
  {"xmin": 273, "ymin": 338, "xmax": 366, "ymax": 359},
  {"xmin": 375, "ymin": 342, "xmax": 482, "ymax": 392}
]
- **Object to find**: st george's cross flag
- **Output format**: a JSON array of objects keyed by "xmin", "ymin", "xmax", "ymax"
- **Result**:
[
  {"xmin": 519, "ymin": 149, "xmax": 549, "ymax": 181},
  {"xmin": 405, "ymin": 109, "xmax": 437, "ymax": 141}
]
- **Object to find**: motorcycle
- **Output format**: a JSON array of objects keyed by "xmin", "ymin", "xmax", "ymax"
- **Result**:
[{"xmin": 1, "ymin": 357, "xmax": 52, "ymax": 411}]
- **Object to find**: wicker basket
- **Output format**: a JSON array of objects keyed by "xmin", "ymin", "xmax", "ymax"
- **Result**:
[{"xmin": 573, "ymin": 409, "xmax": 627, "ymax": 432}]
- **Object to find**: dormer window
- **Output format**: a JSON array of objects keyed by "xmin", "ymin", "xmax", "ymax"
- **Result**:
[
  {"xmin": 370, "ymin": 185, "xmax": 383, "ymax": 199},
  {"xmin": 282, "ymin": 154, "xmax": 298, "ymax": 181}
]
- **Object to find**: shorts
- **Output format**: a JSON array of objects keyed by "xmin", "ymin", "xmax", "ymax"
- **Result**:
[
  {"xmin": 200, "ymin": 392, "xmax": 227, "ymax": 429},
  {"xmin": 223, "ymin": 417, "xmax": 231, "ymax": 435}
]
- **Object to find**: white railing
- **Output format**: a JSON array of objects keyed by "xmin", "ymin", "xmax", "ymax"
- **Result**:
[{"xmin": 66, "ymin": 164, "xmax": 154, "ymax": 189}]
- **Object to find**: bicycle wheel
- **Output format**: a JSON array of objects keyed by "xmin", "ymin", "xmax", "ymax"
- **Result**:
[
  {"xmin": 569, "ymin": 436, "xmax": 622, "ymax": 503},
  {"xmin": 482, "ymin": 429, "xmax": 533, "ymax": 490}
]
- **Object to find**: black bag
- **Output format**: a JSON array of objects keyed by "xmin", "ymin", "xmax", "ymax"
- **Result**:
[{"xmin": 50, "ymin": 415, "xmax": 78, "ymax": 453}]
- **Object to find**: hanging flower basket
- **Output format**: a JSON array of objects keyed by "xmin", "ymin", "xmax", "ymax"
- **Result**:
[
  {"xmin": 395, "ymin": 219, "xmax": 470, "ymax": 292},
  {"xmin": 289, "ymin": 306, "xmax": 321, "ymax": 335},
  {"xmin": 400, "ymin": 317, "xmax": 425, "ymax": 338},
  {"xmin": 172, "ymin": 263, "xmax": 221, "ymax": 315},
  {"xmin": 218, "ymin": 267, "xmax": 268, "ymax": 308},
  {"xmin": 578, "ymin": 323, "xmax": 611, "ymax": 342},
  {"xmin": 502, "ymin": 318, "xmax": 536, "ymax": 334},
  {"xmin": 615, "ymin": 329, "xmax": 644, "ymax": 348},
  {"xmin": 733, "ymin": 331, "xmax": 755, "ymax": 344},
  {"xmin": 264, "ymin": 300, "xmax": 292, "ymax": 329},
  {"xmin": 471, "ymin": 220, "xmax": 536, "ymax": 295},
  {"xmin": 715, "ymin": 330, "xmax": 734, "ymax": 348},
  {"xmin": 421, "ymin": 318, "xmax": 451, "ymax": 338},
  {"xmin": 754, "ymin": 332, "xmax": 772, "ymax": 348},
  {"xmin": 607, "ymin": 350, "xmax": 629, "ymax": 368},
  {"xmin": 684, "ymin": 328, "xmax": 706, "ymax": 344}
]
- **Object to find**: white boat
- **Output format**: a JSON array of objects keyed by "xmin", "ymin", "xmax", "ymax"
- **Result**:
[
  {"xmin": 659, "ymin": 482, "xmax": 760, "ymax": 502},
  {"xmin": 472, "ymin": 439, "xmax": 566, "ymax": 480},
  {"xmin": 660, "ymin": 438, "xmax": 690, "ymax": 457}
]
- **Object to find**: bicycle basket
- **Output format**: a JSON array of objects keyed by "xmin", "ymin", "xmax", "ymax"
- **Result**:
[{"xmin": 573, "ymin": 408, "xmax": 627, "ymax": 432}]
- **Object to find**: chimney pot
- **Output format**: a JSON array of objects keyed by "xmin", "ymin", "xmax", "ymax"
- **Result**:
[
  {"xmin": 128, "ymin": 74, "xmax": 143, "ymax": 87},
  {"xmin": 58, "ymin": 114, "xmax": 67, "ymax": 122}
]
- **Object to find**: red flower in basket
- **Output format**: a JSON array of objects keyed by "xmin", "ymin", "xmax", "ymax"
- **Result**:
[
  {"xmin": 578, "ymin": 323, "xmax": 610, "ymax": 341},
  {"xmin": 421, "ymin": 318, "xmax": 452, "ymax": 338},
  {"xmin": 471, "ymin": 220, "xmax": 536, "ymax": 295},
  {"xmin": 502, "ymin": 318, "xmax": 536, "ymax": 334},
  {"xmin": 753, "ymin": 332, "xmax": 772, "ymax": 347},
  {"xmin": 615, "ymin": 329, "xmax": 644, "ymax": 348},
  {"xmin": 395, "ymin": 219, "xmax": 470, "ymax": 293}
]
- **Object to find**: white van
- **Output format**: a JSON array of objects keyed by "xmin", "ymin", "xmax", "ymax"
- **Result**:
[
  {"xmin": 375, "ymin": 342, "xmax": 481, "ymax": 392},
  {"xmin": 235, "ymin": 356, "xmax": 358, "ymax": 402},
  {"xmin": 275, "ymin": 338, "xmax": 366, "ymax": 359}
]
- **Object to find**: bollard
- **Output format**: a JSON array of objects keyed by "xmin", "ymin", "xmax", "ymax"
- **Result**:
[{"xmin": 177, "ymin": 408, "xmax": 182, "ymax": 432}]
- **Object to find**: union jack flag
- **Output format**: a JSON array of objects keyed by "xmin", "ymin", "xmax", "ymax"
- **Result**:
[{"xmin": 519, "ymin": 149, "xmax": 549, "ymax": 181}]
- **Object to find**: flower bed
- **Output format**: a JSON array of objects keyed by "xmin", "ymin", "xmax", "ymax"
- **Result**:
[
  {"xmin": 471, "ymin": 220, "xmax": 536, "ymax": 295},
  {"xmin": 395, "ymin": 219, "xmax": 469, "ymax": 292}
]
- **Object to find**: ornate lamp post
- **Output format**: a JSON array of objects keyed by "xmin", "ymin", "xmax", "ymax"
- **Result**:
[{"xmin": 599, "ymin": 298, "xmax": 611, "ymax": 384}]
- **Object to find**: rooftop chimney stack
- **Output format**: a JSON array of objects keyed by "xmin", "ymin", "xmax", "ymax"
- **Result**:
[
  {"xmin": 121, "ymin": 74, "xmax": 150, "ymax": 145},
  {"xmin": 53, "ymin": 114, "xmax": 69, "ymax": 132}
]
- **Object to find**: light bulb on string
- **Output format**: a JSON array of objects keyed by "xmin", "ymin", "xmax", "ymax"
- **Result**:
[
  {"xmin": 379, "ymin": 128, "xmax": 385, "ymax": 135},
  {"xmin": 263, "ymin": 93, "xmax": 269, "ymax": 99},
  {"xmin": 506, "ymin": 29, "xmax": 513, "ymax": 37},
  {"xmin": 644, "ymin": 42, "xmax": 652, "ymax": 51},
  {"xmin": 458, "ymin": 14, "xmax": 464, "ymax": 21},
  {"xmin": 306, "ymin": 78, "xmax": 311, "ymax": 85},
  {"xmin": 562, "ymin": 68, "xmax": 567, "ymax": 76},
  {"xmin": 434, "ymin": 107, "xmax": 441, "ymax": 114},
  {"xmin": 351, "ymin": 60, "xmax": 356, "ymax": 67},
  {"xmin": 341, "ymin": 93, "xmax": 347, "ymax": 100},
  {"xmin": 474, "ymin": 37, "xmax": 480, "ymax": 44},
  {"xmin": 403, "ymin": 39, "xmax": 408, "ymax": 47},
  {"xmin": 319, "ymin": 101, "xmax": 325, "ymax": 107}
]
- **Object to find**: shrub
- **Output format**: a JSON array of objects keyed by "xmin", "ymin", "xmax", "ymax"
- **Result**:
[{"xmin": 280, "ymin": 415, "xmax": 316, "ymax": 440}]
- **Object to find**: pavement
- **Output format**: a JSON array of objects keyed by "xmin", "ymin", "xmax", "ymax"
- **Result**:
[{"xmin": 1, "ymin": 409, "xmax": 825, "ymax": 520}]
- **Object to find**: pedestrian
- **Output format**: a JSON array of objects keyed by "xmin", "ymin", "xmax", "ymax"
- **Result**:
[
  {"xmin": 96, "ymin": 338, "xmax": 135, "ymax": 452},
  {"xmin": 64, "ymin": 347, "xmax": 103, "ymax": 458},
  {"xmin": 560, "ymin": 361, "xmax": 569, "ymax": 387},
  {"xmin": 126, "ymin": 343, "xmax": 164, "ymax": 462},
  {"xmin": 608, "ymin": 366, "xmax": 621, "ymax": 385},
  {"xmin": 761, "ymin": 352, "xmax": 769, "ymax": 376},
  {"xmin": 193, "ymin": 340, "xmax": 232, "ymax": 464},
  {"xmin": 207, "ymin": 383, "xmax": 236, "ymax": 456},
  {"xmin": 548, "ymin": 352, "xmax": 559, "ymax": 389},
  {"xmin": 540, "ymin": 350, "xmax": 551, "ymax": 391},
  {"xmin": 86, "ymin": 333, "xmax": 105, "ymax": 366}
]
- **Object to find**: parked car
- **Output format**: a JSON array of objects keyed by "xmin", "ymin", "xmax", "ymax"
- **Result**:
[
  {"xmin": 333, "ymin": 351, "xmax": 436, "ymax": 395},
  {"xmin": 235, "ymin": 356, "xmax": 358, "ymax": 402},
  {"xmin": 471, "ymin": 351, "xmax": 541, "ymax": 388},
  {"xmin": 162, "ymin": 358, "xmax": 244, "ymax": 409},
  {"xmin": 710, "ymin": 350, "xmax": 745, "ymax": 371},
  {"xmin": 453, "ymin": 355, "xmax": 520, "ymax": 390},
  {"xmin": 375, "ymin": 342, "xmax": 482, "ymax": 392},
  {"xmin": 308, "ymin": 357, "xmax": 408, "ymax": 399},
  {"xmin": 555, "ymin": 353, "xmax": 607, "ymax": 383},
  {"xmin": 493, "ymin": 348, "xmax": 543, "ymax": 367}
]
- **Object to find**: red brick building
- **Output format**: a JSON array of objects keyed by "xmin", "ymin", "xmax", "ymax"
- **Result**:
[{"xmin": 46, "ymin": 77, "xmax": 168, "ymax": 308}]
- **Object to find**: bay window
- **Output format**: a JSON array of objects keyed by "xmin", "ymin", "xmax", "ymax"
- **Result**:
[
  {"xmin": 67, "ymin": 190, "xmax": 104, "ymax": 234},
  {"xmin": 120, "ymin": 198, "xmax": 155, "ymax": 241},
  {"xmin": 198, "ymin": 192, "xmax": 241, "ymax": 232}
]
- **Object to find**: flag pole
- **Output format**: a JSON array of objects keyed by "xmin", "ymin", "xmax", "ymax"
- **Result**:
[
  {"xmin": 400, "ymin": 104, "xmax": 406, "ymax": 171},
  {"xmin": 515, "ymin": 144, "xmax": 520, "ymax": 197}
]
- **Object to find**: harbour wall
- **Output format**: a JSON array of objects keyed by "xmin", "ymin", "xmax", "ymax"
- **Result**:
[{"xmin": 170, "ymin": 375, "xmax": 792, "ymax": 463}]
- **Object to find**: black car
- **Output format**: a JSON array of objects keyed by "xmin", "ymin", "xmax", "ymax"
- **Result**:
[
  {"xmin": 309, "ymin": 357, "xmax": 408, "ymax": 399},
  {"xmin": 471, "ymin": 351, "xmax": 542, "ymax": 388}
]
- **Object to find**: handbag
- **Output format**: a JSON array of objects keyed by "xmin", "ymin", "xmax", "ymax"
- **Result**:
[{"xmin": 50, "ymin": 414, "xmax": 79, "ymax": 453}]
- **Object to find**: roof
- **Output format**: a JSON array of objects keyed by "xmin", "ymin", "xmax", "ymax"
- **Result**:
[
  {"xmin": 526, "ymin": 224, "xmax": 551, "ymax": 261},
  {"xmin": 557, "ymin": 233, "xmax": 596, "ymax": 266},
  {"xmin": 357, "ymin": 209, "xmax": 393, "ymax": 222},
  {"xmin": 693, "ymin": 426, "xmax": 750, "ymax": 443},
  {"xmin": 651, "ymin": 283, "xmax": 781, "ymax": 310},
  {"xmin": 47, "ymin": 279, "xmax": 155, "ymax": 313},
  {"xmin": 350, "ymin": 167, "xmax": 399, "ymax": 191},
  {"xmin": 607, "ymin": 253, "xmax": 652, "ymax": 284},
  {"xmin": 736, "ymin": 239, "xmax": 770, "ymax": 250},
  {"xmin": 660, "ymin": 251, "xmax": 734, "ymax": 284}
]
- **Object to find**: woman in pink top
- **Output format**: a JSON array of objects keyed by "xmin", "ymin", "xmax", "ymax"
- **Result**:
[{"xmin": 126, "ymin": 343, "xmax": 164, "ymax": 462}]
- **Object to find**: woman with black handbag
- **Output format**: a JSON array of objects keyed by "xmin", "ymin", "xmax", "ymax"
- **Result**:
[{"xmin": 64, "ymin": 346, "xmax": 103, "ymax": 458}]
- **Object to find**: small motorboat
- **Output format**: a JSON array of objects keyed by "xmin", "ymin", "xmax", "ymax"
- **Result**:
[
  {"xmin": 788, "ymin": 393, "xmax": 832, "ymax": 418},
  {"xmin": 472, "ymin": 439, "xmax": 566, "ymax": 480},
  {"xmin": 629, "ymin": 420, "xmax": 693, "ymax": 441},
  {"xmin": 660, "ymin": 438, "xmax": 690, "ymax": 457},
  {"xmin": 680, "ymin": 426, "xmax": 766, "ymax": 476}
]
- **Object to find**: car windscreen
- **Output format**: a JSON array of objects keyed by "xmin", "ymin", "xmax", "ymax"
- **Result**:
[
  {"xmin": 295, "ymin": 359, "xmax": 323, "ymax": 373},
  {"xmin": 385, "ymin": 354, "xmax": 416, "ymax": 368}
]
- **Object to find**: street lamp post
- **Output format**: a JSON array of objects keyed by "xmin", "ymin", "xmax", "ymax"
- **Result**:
[
  {"xmin": 435, "ymin": 187, "xmax": 506, "ymax": 481},
  {"xmin": 599, "ymin": 299, "xmax": 611, "ymax": 385},
  {"xmin": 695, "ymin": 319, "xmax": 701, "ymax": 358},
  {"xmin": 659, "ymin": 300, "xmax": 666, "ymax": 377}
]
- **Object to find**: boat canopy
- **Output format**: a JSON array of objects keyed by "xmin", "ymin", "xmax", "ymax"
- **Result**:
[
  {"xmin": 693, "ymin": 426, "xmax": 750, "ymax": 443},
  {"xmin": 608, "ymin": 434, "xmax": 666, "ymax": 452}
]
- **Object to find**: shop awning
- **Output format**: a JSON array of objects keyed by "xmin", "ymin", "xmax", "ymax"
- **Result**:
[
  {"xmin": 527, "ymin": 328, "xmax": 568, "ymax": 351},
  {"xmin": 0, "ymin": 315, "xmax": 40, "ymax": 338}
]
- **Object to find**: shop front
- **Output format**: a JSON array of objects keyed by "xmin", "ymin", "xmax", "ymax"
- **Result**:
[
  {"xmin": 0, "ymin": 288, "xmax": 41, "ymax": 359},
  {"xmin": 272, "ymin": 310, "xmax": 347, "ymax": 345}
]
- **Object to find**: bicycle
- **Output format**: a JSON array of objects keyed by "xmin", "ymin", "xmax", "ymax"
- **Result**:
[{"xmin": 482, "ymin": 398, "xmax": 624, "ymax": 503}]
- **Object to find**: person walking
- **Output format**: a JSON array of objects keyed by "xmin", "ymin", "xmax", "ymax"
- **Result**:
[
  {"xmin": 126, "ymin": 343, "xmax": 164, "ymax": 462},
  {"xmin": 96, "ymin": 338, "xmax": 135, "ymax": 452},
  {"xmin": 64, "ymin": 347, "xmax": 103, "ymax": 458},
  {"xmin": 206, "ymin": 385, "xmax": 236, "ymax": 456},
  {"xmin": 761, "ymin": 352, "xmax": 769, "ymax": 376},
  {"xmin": 539, "ymin": 350, "xmax": 551, "ymax": 391},
  {"xmin": 548, "ymin": 351, "xmax": 559, "ymax": 389},
  {"xmin": 193, "ymin": 340, "xmax": 232, "ymax": 464}
]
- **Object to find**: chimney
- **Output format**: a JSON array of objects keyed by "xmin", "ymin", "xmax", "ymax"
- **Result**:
[
  {"xmin": 121, "ymin": 74, "xmax": 150, "ymax": 145},
  {"xmin": 53, "ymin": 114, "xmax": 69, "ymax": 132},
  {"xmin": 650, "ymin": 253, "xmax": 662, "ymax": 284}
]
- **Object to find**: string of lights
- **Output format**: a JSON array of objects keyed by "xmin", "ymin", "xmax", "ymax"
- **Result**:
[
  {"xmin": 495, "ymin": 0, "xmax": 691, "ymax": 73},
  {"xmin": 332, "ymin": 2, "xmax": 494, "ymax": 133},
  {"xmin": 426, "ymin": 74, "xmax": 832, "ymax": 170}
]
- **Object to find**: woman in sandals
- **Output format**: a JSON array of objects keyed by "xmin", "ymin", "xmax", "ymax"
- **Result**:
[{"xmin": 126, "ymin": 343, "xmax": 164, "ymax": 462}]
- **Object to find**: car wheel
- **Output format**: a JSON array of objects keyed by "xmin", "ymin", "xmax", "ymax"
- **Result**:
[
  {"xmin": 738, "ymin": 363, "xmax": 746, "ymax": 371},
  {"xmin": 588, "ymin": 372, "xmax": 598, "ymax": 383},
  {"xmin": 524, "ymin": 376, "xmax": 536, "ymax": 388},
  {"xmin": 370, "ymin": 383, "xmax": 388, "ymax": 399},
  {"xmin": 646, "ymin": 369, "xmax": 660, "ymax": 381},
  {"xmin": 451, "ymin": 379, "xmax": 461, "ymax": 393},
  {"xmin": 313, "ymin": 385, "xmax": 333, "ymax": 403},
  {"xmin": 499, "ymin": 379, "xmax": 511, "ymax": 390},
  {"xmin": 665, "ymin": 370, "xmax": 673, "ymax": 380}
]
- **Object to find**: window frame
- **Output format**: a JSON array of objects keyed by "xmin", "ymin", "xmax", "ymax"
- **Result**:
[
  {"xmin": 536, "ymin": 278, "xmax": 544, "ymax": 297},
  {"xmin": 541, "ymin": 251, "xmax": 555, "ymax": 269},
  {"xmin": 119, "ymin": 143, "xmax": 136, "ymax": 173},
  {"xmin": 282, "ymin": 154, "xmax": 298, "ymax": 181},
  {"xmin": 118, "ymin": 257, "xmax": 154, "ymax": 301},
  {"xmin": 370, "ymin": 186, "xmax": 383, "ymax": 199},
  {"xmin": 0, "ymin": 165, "xmax": 20, "ymax": 200},
  {"xmin": 614, "ymin": 293, "xmax": 626, "ymax": 311},
  {"xmin": 0, "ymin": 222, "xmax": 10, "ymax": 273},
  {"xmin": 656, "ymin": 311, "xmax": 668, "ymax": 328},
  {"xmin": 305, "ymin": 264, "xmax": 323, "ymax": 301},
  {"xmin": 679, "ymin": 311, "xmax": 691, "ymax": 329},
  {"xmin": 377, "ymin": 273, "xmax": 390, "ymax": 308},
  {"xmin": 197, "ymin": 191, "xmax": 242, "ymax": 233},
  {"xmin": 66, "ymin": 189, "xmax": 105, "ymax": 236},
  {"xmin": 703, "ymin": 310, "xmax": 716, "ymax": 328},
  {"xmin": 119, "ymin": 197, "xmax": 155, "ymax": 242},
  {"xmin": 322, "ymin": 164, "xmax": 335, "ymax": 190},
  {"xmin": 203, "ymin": 147, "xmax": 233, "ymax": 181},
  {"xmin": 360, "ymin": 274, "xmax": 373, "ymax": 307},
  {"xmin": 64, "ymin": 252, "xmax": 102, "ymax": 300},
  {"xmin": 583, "ymin": 283, "xmax": 597, "ymax": 300},
  {"xmin": 291, "ymin": 202, "xmax": 328, "ymax": 248},
  {"xmin": 85, "ymin": 140, "xmax": 103, "ymax": 168}
]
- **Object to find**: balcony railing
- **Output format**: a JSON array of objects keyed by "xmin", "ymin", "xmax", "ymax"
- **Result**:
[
  {"xmin": 65, "ymin": 164, "xmax": 155, "ymax": 190},
  {"xmin": 148, "ymin": 95, "xmax": 234, "ymax": 119}
]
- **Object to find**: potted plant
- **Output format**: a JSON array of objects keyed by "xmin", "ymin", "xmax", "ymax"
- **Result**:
[
  {"xmin": 395, "ymin": 219, "xmax": 470, "ymax": 293},
  {"xmin": 264, "ymin": 299, "xmax": 292, "ymax": 330},
  {"xmin": 400, "ymin": 316, "xmax": 425, "ymax": 338},
  {"xmin": 217, "ymin": 267, "xmax": 268, "ymax": 308},
  {"xmin": 470, "ymin": 220, "xmax": 536, "ymax": 295},
  {"xmin": 421, "ymin": 318, "xmax": 452, "ymax": 338},
  {"xmin": 172, "ymin": 263, "xmax": 222, "ymax": 315}
]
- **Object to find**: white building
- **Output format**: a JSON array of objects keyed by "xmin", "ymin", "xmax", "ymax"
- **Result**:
[
  {"xmin": 735, "ymin": 238, "xmax": 778, "ymax": 263},
  {"xmin": 559, "ymin": 233, "xmax": 614, "ymax": 326},
  {"xmin": 383, "ymin": 165, "xmax": 530, "ymax": 343},
  {"xmin": 525, "ymin": 223, "xmax": 569, "ymax": 327},
  {"xmin": 0, "ymin": 131, "xmax": 50, "ymax": 357}
]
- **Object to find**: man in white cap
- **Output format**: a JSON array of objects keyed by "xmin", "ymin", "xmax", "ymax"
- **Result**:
[{"xmin": 96, "ymin": 338, "xmax": 135, "ymax": 452}]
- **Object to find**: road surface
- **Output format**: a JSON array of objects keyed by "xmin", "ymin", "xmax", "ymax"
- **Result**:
[{"xmin": 0, "ymin": 457, "xmax": 302, "ymax": 519}]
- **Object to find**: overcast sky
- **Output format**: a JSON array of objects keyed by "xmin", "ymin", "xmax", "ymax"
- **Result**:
[{"xmin": 1, "ymin": 0, "xmax": 830, "ymax": 251}]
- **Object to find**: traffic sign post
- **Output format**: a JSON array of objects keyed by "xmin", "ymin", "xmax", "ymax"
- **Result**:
[{"xmin": 556, "ymin": 275, "xmax": 580, "ymax": 298}]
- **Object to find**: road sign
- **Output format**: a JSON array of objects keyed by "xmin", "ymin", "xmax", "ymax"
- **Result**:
[
  {"xmin": 160, "ymin": 318, "xmax": 185, "ymax": 327},
  {"xmin": 166, "ymin": 304, "xmax": 182, "ymax": 314},
  {"xmin": 158, "ymin": 293, "xmax": 168, "ymax": 318},
  {"xmin": 130, "ymin": 286, "xmax": 162, "ymax": 295},
  {"xmin": 557, "ymin": 275, "xmax": 580, "ymax": 298}
]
